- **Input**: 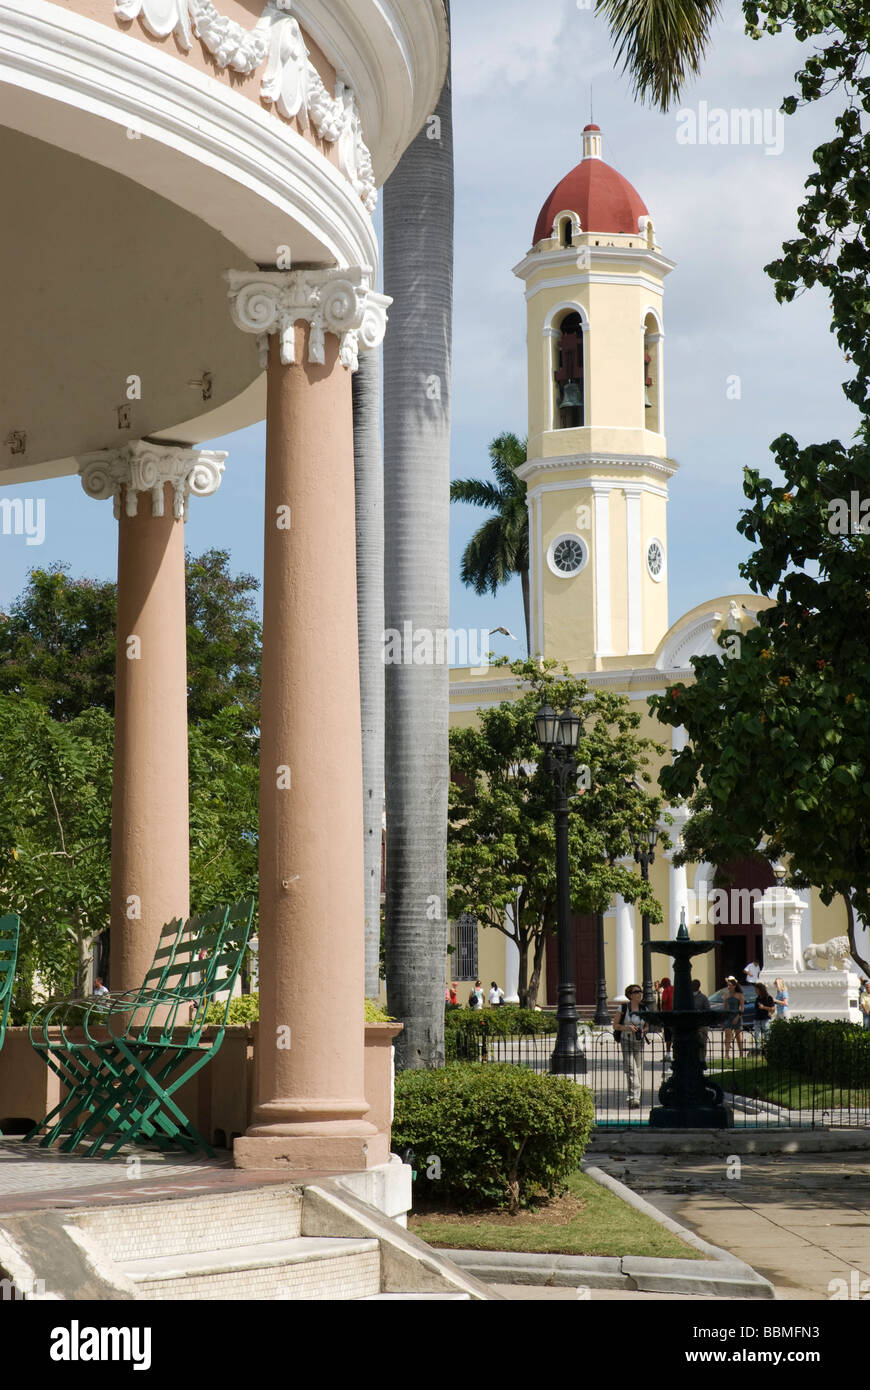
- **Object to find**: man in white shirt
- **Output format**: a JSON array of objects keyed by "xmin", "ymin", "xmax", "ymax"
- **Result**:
[{"xmin": 744, "ymin": 959, "xmax": 761, "ymax": 985}]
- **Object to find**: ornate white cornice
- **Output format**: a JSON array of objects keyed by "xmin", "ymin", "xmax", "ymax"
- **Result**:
[
  {"xmin": 225, "ymin": 267, "xmax": 390, "ymax": 370},
  {"xmin": 512, "ymin": 246, "xmax": 676, "ymax": 283},
  {"xmin": 113, "ymin": 0, "xmax": 377, "ymax": 211},
  {"xmin": 517, "ymin": 453, "xmax": 679, "ymax": 484},
  {"xmin": 78, "ymin": 442, "xmax": 226, "ymax": 520}
]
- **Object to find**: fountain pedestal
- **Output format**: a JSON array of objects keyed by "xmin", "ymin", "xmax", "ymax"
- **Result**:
[{"xmin": 644, "ymin": 917, "xmax": 733, "ymax": 1129}]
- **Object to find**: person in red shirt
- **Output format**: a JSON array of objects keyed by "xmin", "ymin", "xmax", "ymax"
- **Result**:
[{"xmin": 661, "ymin": 976, "xmax": 674, "ymax": 1062}]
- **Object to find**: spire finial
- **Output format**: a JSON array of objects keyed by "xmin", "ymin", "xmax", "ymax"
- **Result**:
[
  {"xmin": 582, "ymin": 124, "xmax": 602, "ymax": 160},
  {"xmin": 677, "ymin": 907, "xmax": 690, "ymax": 941}
]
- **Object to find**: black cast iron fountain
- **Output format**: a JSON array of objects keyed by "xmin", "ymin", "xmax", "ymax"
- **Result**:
[{"xmin": 643, "ymin": 910, "xmax": 733, "ymax": 1128}]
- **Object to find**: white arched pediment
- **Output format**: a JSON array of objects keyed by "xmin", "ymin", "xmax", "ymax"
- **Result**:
[
  {"xmin": 549, "ymin": 209, "xmax": 583, "ymax": 241},
  {"xmin": 642, "ymin": 305, "xmax": 664, "ymax": 335},
  {"xmin": 542, "ymin": 300, "xmax": 590, "ymax": 336},
  {"xmin": 656, "ymin": 613, "xmax": 723, "ymax": 671}
]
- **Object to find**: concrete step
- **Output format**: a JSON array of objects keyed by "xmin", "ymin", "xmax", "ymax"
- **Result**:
[
  {"xmin": 359, "ymin": 1292, "xmax": 472, "ymax": 1300},
  {"xmin": 76, "ymin": 1185, "xmax": 303, "ymax": 1262},
  {"xmin": 125, "ymin": 1235, "xmax": 381, "ymax": 1300}
]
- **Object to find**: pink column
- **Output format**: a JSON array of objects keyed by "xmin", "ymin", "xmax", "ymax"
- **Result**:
[
  {"xmin": 112, "ymin": 484, "xmax": 189, "ymax": 991},
  {"xmin": 226, "ymin": 269, "xmax": 390, "ymax": 1172},
  {"xmin": 79, "ymin": 445, "xmax": 225, "ymax": 992},
  {"xmin": 235, "ymin": 326, "xmax": 384, "ymax": 1171}
]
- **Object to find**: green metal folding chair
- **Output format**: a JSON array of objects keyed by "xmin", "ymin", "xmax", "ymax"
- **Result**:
[{"xmin": 27, "ymin": 899, "xmax": 254, "ymax": 1159}]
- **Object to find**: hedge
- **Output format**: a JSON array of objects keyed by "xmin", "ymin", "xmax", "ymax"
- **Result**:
[
  {"xmin": 765, "ymin": 1017, "xmax": 870, "ymax": 1085},
  {"xmin": 392, "ymin": 1063, "xmax": 594, "ymax": 1213},
  {"xmin": 445, "ymin": 1005, "xmax": 559, "ymax": 1036},
  {"xmin": 203, "ymin": 994, "xmax": 393, "ymax": 1026}
]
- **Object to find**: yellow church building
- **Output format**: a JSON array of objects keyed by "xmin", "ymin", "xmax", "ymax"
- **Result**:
[{"xmin": 449, "ymin": 125, "xmax": 848, "ymax": 1007}]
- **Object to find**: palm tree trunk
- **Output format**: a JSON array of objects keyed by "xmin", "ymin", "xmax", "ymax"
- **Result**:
[
  {"xmin": 527, "ymin": 931, "xmax": 547, "ymax": 1010},
  {"xmin": 520, "ymin": 566, "xmax": 531, "ymax": 654},
  {"xmin": 353, "ymin": 348, "xmax": 385, "ymax": 1000},
  {"xmin": 844, "ymin": 894, "xmax": 870, "ymax": 978},
  {"xmin": 383, "ymin": 11, "xmax": 453, "ymax": 1070}
]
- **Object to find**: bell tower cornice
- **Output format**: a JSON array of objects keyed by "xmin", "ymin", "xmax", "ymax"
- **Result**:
[
  {"xmin": 518, "ymin": 453, "xmax": 679, "ymax": 486},
  {"xmin": 512, "ymin": 244, "xmax": 676, "ymax": 285}
]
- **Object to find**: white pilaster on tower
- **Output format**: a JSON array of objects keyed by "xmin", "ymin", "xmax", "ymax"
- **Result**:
[{"xmin": 593, "ymin": 485, "xmax": 612, "ymax": 657}]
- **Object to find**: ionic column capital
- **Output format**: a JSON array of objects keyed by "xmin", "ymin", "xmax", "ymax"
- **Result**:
[
  {"xmin": 78, "ymin": 442, "xmax": 226, "ymax": 521},
  {"xmin": 225, "ymin": 267, "xmax": 391, "ymax": 372}
]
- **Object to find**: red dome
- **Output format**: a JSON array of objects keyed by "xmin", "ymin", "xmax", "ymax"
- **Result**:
[{"xmin": 534, "ymin": 153, "xmax": 648, "ymax": 244}]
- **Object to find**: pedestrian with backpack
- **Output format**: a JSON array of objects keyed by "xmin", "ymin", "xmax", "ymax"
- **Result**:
[{"xmin": 614, "ymin": 985, "xmax": 648, "ymax": 1108}]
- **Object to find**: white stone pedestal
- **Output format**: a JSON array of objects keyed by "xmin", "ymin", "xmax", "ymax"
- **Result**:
[{"xmin": 755, "ymin": 886, "xmax": 862, "ymax": 1023}]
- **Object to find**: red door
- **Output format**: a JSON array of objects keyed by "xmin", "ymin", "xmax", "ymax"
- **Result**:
[
  {"xmin": 546, "ymin": 914, "xmax": 598, "ymax": 1007},
  {"xmin": 711, "ymin": 858, "xmax": 775, "ymax": 986}
]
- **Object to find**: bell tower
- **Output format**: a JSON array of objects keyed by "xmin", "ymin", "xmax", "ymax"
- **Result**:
[{"xmin": 514, "ymin": 125, "xmax": 677, "ymax": 671}]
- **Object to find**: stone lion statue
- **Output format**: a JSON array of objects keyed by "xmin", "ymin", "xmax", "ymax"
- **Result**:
[{"xmin": 802, "ymin": 936, "xmax": 851, "ymax": 971}]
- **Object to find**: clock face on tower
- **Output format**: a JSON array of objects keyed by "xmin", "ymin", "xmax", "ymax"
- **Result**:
[
  {"xmin": 647, "ymin": 538, "xmax": 665, "ymax": 581},
  {"xmin": 547, "ymin": 534, "xmax": 588, "ymax": 577}
]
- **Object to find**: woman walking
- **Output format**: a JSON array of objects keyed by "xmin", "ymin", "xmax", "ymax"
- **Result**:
[
  {"xmin": 754, "ymin": 983, "xmax": 776, "ymax": 1044},
  {"xmin": 723, "ymin": 976, "xmax": 745, "ymax": 1060},
  {"xmin": 614, "ymin": 985, "xmax": 648, "ymax": 1109},
  {"xmin": 773, "ymin": 978, "xmax": 789, "ymax": 1020}
]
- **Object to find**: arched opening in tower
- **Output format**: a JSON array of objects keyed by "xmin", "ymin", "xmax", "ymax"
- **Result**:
[{"xmin": 554, "ymin": 310, "xmax": 584, "ymax": 429}]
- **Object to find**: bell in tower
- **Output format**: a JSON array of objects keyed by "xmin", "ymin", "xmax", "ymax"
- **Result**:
[{"xmin": 554, "ymin": 310, "xmax": 584, "ymax": 428}]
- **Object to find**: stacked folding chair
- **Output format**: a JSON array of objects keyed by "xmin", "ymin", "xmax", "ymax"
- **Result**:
[{"xmin": 27, "ymin": 898, "xmax": 254, "ymax": 1159}]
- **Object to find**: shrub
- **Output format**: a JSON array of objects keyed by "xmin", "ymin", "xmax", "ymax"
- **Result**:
[
  {"xmin": 444, "ymin": 1005, "xmax": 558, "ymax": 1036},
  {"xmin": 766, "ymin": 1017, "xmax": 870, "ymax": 1084},
  {"xmin": 445, "ymin": 1005, "xmax": 570, "ymax": 1061},
  {"xmin": 364, "ymin": 999, "xmax": 395, "ymax": 1023},
  {"xmin": 392, "ymin": 1063, "xmax": 594, "ymax": 1214},
  {"xmin": 203, "ymin": 994, "xmax": 393, "ymax": 1026},
  {"xmin": 204, "ymin": 991, "xmax": 261, "ymax": 1026}
]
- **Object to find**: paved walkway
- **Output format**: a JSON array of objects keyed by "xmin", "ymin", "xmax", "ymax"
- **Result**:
[
  {"xmin": 593, "ymin": 1150, "xmax": 870, "ymax": 1301},
  {"xmin": 0, "ymin": 1138, "xmax": 329, "ymax": 1215},
  {"xmin": 493, "ymin": 1285, "xmax": 721, "ymax": 1301}
]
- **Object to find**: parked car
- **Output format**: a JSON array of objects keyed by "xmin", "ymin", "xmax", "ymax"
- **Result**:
[{"xmin": 707, "ymin": 984, "xmax": 758, "ymax": 1028}]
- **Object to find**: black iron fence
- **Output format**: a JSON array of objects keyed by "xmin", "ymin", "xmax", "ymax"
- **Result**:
[{"xmin": 451, "ymin": 1024, "xmax": 870, "ymax": 1129}]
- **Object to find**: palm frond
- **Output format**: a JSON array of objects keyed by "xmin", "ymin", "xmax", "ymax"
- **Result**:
[
  {"xmin": 595, "ymin": 0, "xmax": 722, "ymax": 112},
  {"xmin": 460, "ymin": 516, "xmax": 516, "ymax": 597},
  {"xmin": 450, "ymin": 478, "xmax": 506, "ymax": 510}
]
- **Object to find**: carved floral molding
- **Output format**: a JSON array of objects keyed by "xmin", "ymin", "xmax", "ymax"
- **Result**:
[
  {"xmin": 113, "ymin": 0, "xmax": 377, "ymax": 211},
  {"xmin": 79, "ymin": 442, "xmax": 226, "ymax": 520},
  {"xmin": 225, "ymin": 268, "xmax": 390, "ymax": 371}
]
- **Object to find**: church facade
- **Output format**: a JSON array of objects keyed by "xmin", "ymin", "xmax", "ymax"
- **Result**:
[{"xmin": 449, "ymin": 126, "xmax": 850, "ymax": 1006}]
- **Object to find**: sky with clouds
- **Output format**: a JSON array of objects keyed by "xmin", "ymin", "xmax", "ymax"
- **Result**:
[{"xmin": 1, "ymin": 0, "xmax": 858, "ymax": 666}]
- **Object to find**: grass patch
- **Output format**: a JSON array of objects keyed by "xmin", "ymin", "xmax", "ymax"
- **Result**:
[
  {"xmin": 707, "ymin": 1059, "xmax": 869, "ymax": 1111},
  {"xmin": 408, "ymin": 1168, "xmax": 702, "ymax": 1259}
]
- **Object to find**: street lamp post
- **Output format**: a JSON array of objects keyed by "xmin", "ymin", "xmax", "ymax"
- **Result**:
[
  {"xmin": 593, "ymin": 910, "xmax": 611, "ymax": 1026},
  {"xmin": 535, "ymin": 703, "xmax": 585, "ymax": 1075},
  {"xmin": 634, "ymin": 829, "xmax": 658, "ymax": 1012}
]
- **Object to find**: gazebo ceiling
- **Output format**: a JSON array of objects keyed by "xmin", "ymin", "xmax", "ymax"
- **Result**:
[{"xmin": 0, "ymin": 125, "xmax": 271, "ymax": 482}]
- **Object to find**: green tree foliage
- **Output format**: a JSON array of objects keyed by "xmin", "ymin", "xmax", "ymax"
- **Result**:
[
  {"xmin": 448, "ymin": 658, "xmax": 664, "ymax": 1007},
  {"xmin": 0, "ymin": 699, "xmax": 259, "ymax": 1021},
  {"xmin": 0, "ymin": 698, "xmax": 113, "ymax": 1018},
  {"xmin": 0, "ymin": 553, "xmax": 262, "ymax": 1016},
  {"xmin": 651, "ymin": 3, "xmax": 870, "ymax": 974},
  {"xmin": 450, "ymin": 433, "xmax": 531, "ymax": 650},
  {"xmin": 0, "ymin": 569, "xmax": 116, "ymax": 720},
  {"xmin": 0, "ymin": 551, "xmax": 261, "ymax": 729}
]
